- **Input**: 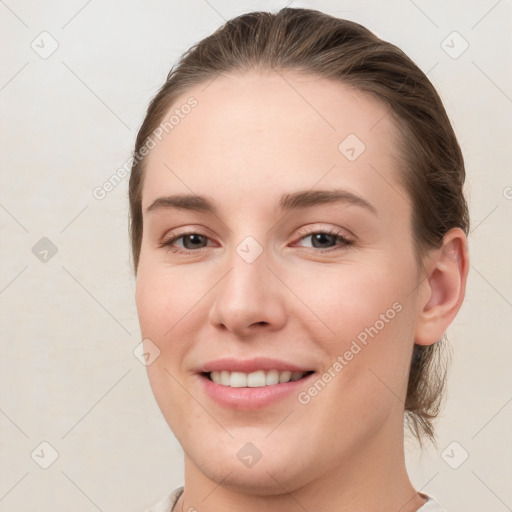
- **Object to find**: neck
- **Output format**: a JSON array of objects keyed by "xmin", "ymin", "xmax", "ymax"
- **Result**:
[{"xmin": 176, "ymin": 417, "xmax": 427, "ymax": 512}]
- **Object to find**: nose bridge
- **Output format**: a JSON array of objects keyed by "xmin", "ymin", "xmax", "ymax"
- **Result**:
[
  {"xmin": 230, "ymin": 236, "xmax": 270, "ymax": 298},
  {"xmin": 209, "ymin": 232, "xmax": 287, "ymax": 335},
  {"xmin": 223, "ymin": 234, "xmax": 272, "ymax": 304}
]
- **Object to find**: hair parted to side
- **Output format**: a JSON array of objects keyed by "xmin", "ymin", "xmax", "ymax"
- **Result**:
[{"xmin": 128, "ymin": 8, "xmax": 469, "ymax": 446}]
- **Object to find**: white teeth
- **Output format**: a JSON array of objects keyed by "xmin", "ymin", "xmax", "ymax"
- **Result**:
[
  {"xmin": 265, "ymin": 369, "xmax": 279, "ymax": 386},
  {"xmin": 208, "ymin": 369, "xmax": 309, "ymax": 387},
  {"xmin": 247, "ymin": 370, "xmax": 266, "ymax": 387},
  {"xmin": 279, "ymin": 370, "xmax": 292, "ymax": 383},
  {"xmin": 230, "ymin": 371, "xmax": 247, "ymax": 387},
  {"xmin": 220, "ymin": 370, "xmax": 230, "ymax": 386}
]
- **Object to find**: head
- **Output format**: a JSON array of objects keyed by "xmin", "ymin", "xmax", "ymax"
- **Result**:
[{"xmin": 129, "ymin": 7, "xmax": 469, "ymax": 492}]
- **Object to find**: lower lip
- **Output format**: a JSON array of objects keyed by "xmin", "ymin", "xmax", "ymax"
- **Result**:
[{"xmin": 198, "ymin": 373, "xmax": 316, "ymax": 410}]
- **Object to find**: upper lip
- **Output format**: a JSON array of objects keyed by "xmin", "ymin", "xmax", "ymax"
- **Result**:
[{"xmin": 196, "ymin": 357, "xmax": 315, "ymax": 374}]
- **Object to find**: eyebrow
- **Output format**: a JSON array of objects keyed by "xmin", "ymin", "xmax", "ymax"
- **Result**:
[{"xmin": 145, "ymin": 189, "xmax": 378, "ymax": 216}]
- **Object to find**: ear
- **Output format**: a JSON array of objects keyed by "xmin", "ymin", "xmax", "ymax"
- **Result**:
[{"xmin": 414, "ymin": 227, "xmax": 470, "ymax": 346}]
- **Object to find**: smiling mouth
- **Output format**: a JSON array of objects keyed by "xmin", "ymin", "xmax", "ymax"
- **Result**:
[{"xmin": 202, "ymin": 369, "xmax": 315, "ymax": 388}]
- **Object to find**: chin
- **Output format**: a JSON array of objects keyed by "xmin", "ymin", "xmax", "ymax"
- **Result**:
[{"xmin": 183, "ymin": 436, "xmax": 315, "ymax": 494}]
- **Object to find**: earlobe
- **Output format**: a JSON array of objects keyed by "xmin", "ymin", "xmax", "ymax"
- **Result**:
[{"xmin": 414, "ymin": 227, "xmax": 470, "ymax": 346}]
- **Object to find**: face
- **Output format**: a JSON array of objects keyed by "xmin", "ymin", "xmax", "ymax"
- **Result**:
[{"xmin": 135, "ymin": 70, "xmax": 426, "ymax": 493}]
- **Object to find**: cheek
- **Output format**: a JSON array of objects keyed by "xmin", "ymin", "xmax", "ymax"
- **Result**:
[
  {"xmin": 135, "ymin": 264, "xmax": 202, "ymax": 430},
  {"xmin": 135, "ymin": 259, "xmax": 206, "ymax": 342},
  {"xmin": 294, "ymin": 260, "xmax": 415, "ymax": 405},
  {"xmin": 297, "ymin": 261, "xmax": 407, "ymax": 343}
]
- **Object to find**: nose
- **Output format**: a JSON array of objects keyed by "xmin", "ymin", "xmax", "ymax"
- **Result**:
[{"xmin": 208, "ymin": 244, "xmax": 287, "ymax": 338}]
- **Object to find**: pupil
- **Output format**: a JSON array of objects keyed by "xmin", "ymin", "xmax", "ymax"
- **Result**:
[
  {"xmin": 312, "ymin": 233, "xmax": 335, "ymax": 248},
  {"xmin": 184, "ymin": 234, "xmax": 205, "ymax": 249}
]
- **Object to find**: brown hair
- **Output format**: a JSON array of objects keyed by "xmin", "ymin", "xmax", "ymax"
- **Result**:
[{"xmin": 128, "ymin": 7, "xmax": 469, "ymax": 446}]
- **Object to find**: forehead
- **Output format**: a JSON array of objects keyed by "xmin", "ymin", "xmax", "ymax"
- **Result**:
[{"xmin": 141, "ymin": 70, "xmax": 408, "ymax": 218}]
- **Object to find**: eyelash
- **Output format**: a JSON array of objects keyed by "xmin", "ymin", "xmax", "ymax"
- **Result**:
[{"xmin": 158, "ymin": 228, "xmax": 353, "ymax": 255}]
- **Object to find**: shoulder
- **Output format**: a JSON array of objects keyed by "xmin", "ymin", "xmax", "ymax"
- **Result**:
[
  {"xmin": 418, "ymin": 493, "xmax": 447, "ymax": 511},
  {"xmin": 144, "ymin": 486, "xmax": 184, "ymax": 512}
]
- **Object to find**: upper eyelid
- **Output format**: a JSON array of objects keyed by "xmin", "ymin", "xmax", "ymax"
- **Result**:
[
  {"xmin": 294, "ymin": 224, "xmax": 353, "ymax": 240},
  {"xmin": 163, "ymin": 225, "xmax": 350, "ymax": 240}
]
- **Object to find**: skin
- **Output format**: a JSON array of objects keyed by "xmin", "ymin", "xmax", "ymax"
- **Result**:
[{"xmin": 135, "ymin": 70, "xmax": 469, "ymax": 512}]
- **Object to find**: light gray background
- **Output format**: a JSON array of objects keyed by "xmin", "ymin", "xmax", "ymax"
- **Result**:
[{"xmin": 1, "ymin": 1, "xmax": 511, "ymax": 511}]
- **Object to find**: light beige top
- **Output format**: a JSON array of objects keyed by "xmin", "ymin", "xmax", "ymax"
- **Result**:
[{"xmin": 145, "ymin": 487, "xmax": 447, "ymax": 511}]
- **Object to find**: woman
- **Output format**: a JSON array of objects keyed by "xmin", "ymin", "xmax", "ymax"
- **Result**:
[{"xmin": 129, "ymin": 8, "xmax": 469, "ymax": 512}]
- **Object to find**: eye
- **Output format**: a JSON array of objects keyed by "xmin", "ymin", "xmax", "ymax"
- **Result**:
[
  {"xmin": 158, "ymin": 232, "xmax": 213, "ymax": 253},
  {"xmin": 293, "ymin": 228, "xmax": 353, "ymax": 253},
  {"xmin": 158, "ymin": 228, "xmax": 353, "ymax": 255}
]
